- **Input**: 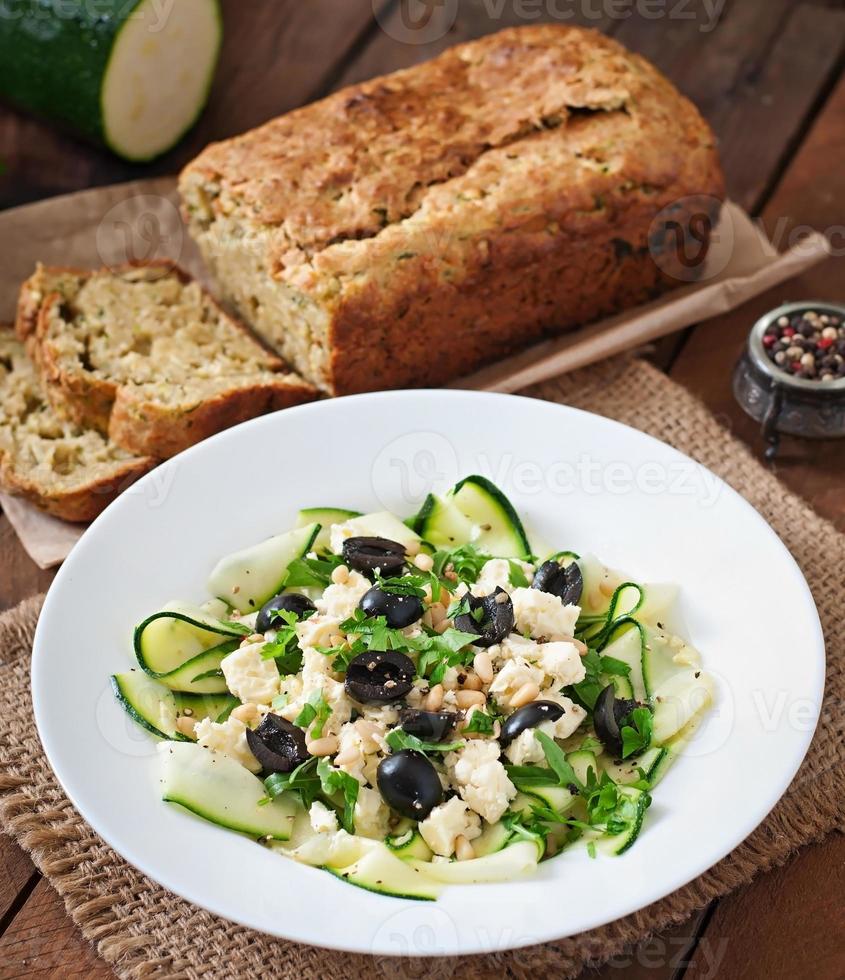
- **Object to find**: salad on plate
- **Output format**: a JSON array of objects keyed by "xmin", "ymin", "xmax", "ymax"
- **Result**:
[{"xmin": 111, "ymin": 475, "xmax": 714, "ymax": 900}]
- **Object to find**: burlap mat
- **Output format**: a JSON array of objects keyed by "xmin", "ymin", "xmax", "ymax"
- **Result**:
[{"xmin": 1, "ymin": 356, "xmax": 842, "ymax": 979}]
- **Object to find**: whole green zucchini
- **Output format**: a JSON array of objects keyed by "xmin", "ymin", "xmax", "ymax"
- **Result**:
[{"xmin": 0, "ymin": 0, "xmax": 222, "ymax": 161}]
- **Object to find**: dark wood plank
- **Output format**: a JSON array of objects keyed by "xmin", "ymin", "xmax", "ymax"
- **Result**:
[
  {"xmin": 0, "ymin": 838, "xmax": 35, "ymax": 929},
  {"xmin": 0, "ymin": 878, "xmax": 114, "ymax": 980},
  {"xmin": 684, "ymin": 834, "xmax": 845, "ymax": 979},
  {"xmin": 337, "ymin": 0, "xmax": 618, "ymax": 88},
  {"xmin": 0, "ymin": 0, "xmax": 381, "ymax": 208},
  {"xmin": 0, "ymin": 516, "xmax": 54, "ymax": 614},
  {"xmin": 670, "ymin": 71, "xmax": 845, "ymax": 530}
]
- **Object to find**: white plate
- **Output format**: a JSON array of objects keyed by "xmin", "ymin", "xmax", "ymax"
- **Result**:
[{"xmin": 32, "ymin": 391, "xmax": 824, "ymax": 957}]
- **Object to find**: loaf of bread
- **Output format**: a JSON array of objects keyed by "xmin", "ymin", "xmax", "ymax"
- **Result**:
[
  {"xmin": 0, "ymin": 328, "xmax": 156, "ymax": 522},
  {"xmin": 180, "ymin": 25, "xmax": 724, "ymax": 395},
  {"xmin": 16, "ymin": 262, "xmax": 317, "ymax": 459}
]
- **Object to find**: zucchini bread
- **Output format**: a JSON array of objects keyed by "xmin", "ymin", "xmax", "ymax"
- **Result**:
[
  {"xmin": 180, "ymin": 24, "xmax": 724, "ymax": 395},
  {"xmin": 0, "ymin": 328, "xmax": 156, "ymax": 522},
  {"xmin": 16, "ymin": 262, "xmax": 317, "ymax": 459}
]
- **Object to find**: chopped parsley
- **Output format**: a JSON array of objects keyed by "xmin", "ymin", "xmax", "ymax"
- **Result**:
[
  {"xmin": 385, "ymin": 728, "xmax": 464, "ymax": 754},
  {"xmin": 463, "ymin": 710, "xmax": 495, "ymax": 735},
  {"xmin": 260, "ymin": 608, "xmax": 313, "ymax": 674},
  {"xmin": 293, "ymin": 689, "xmax": 332, "ymax": 739},
  {"xmin": 283, "ymin": 554, "xmax": 343, "ymax": 589},
  {"xmin": 317, "ymin": 759, "xmax": 359, "ymax": 833},
  {"xmin": 507, "ymin": 560, "xmax": 531, "ymax": 588},
  {"xmin": 620, "ymin": 706, "xmax": 653, "ymax": 759},
  {"xmin": 263, "ymin": 757, "xmax": 321, "ymax": 809},
  {"xmin": 568, "ymin": 648, "xmax": 631, "ymax": 710}
]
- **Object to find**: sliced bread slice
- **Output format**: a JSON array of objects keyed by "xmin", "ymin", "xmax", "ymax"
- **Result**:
[
  {"xmin": 16, "ymin": 262, "xmax": 317, "ymax": 458},
  {"xmin": 0, "ymin": 327, "xmax": 157, "ymax": 523}
]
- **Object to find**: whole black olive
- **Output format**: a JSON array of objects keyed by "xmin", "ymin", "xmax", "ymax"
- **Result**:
[
  {"xmin": 453, "ymin": 588, "xmax": 514, "ymax": 647},
  {"xmin": 245, "ymin": 713, "xmax": 310, "ymax": 773},
  {"xmin": 342, "ymin": 536, "xmax": 406, "ymax": 578},
  {"xmin": 399, "ymin": 708, "xmax": 458, "ymax": 742},
  {"xmin": 499, "ymin": 700, "xmax": 565, "ymax": 747},
  {"xmin": 377, "ymin": 750, "xmax": 444, "ymax": 820},
  {"xmin": 533, "ymin": 559, "xmax": 583, "ymax": 606},
  {"xmin": 593, "ymin": 684, "xmax": 642, "ymax": 759},
  {"xmin": 344, "ymin": 650, "xmax": 416, "ymax": 704},
  {"xmin": 359, "ymin": 586, "xmax": 423, "ymax": 628},
  {"xmin": 255, "ymin": 592, "xmax": 316, "ymax": 634}
]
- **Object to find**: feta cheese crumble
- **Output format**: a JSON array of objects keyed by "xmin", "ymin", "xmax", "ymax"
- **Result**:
[
  {"xmin": 193, "ymin": 716, "xmax": 261, "ymax": 773},
  {"xmin": 419, "ymin": 796, "xmax": 482, "ymax": 857},
  {"xmin": 511, "ymin": 587, "xmax": 580, "ymax": 641},
  {"xmin": 220, "ymin": 641, "xmax": 280, "ymax": 705},
  {"xmin": 445, "ymin": 740, "xmax": 517, "ymax": 824}
]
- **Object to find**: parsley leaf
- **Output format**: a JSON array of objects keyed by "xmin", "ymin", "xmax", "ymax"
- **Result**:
[
  {"xmin": 339, "ymin": 610, "xmax": 411, "ymax": 652},
  {"xmin": 220, "ymin": 620, "xmax": 253, "ymax": 635},
  {"xmin": 599, "ymin": 655, "xmax": 632, "ymax": 677},
  {"xmin": 620, "ymin": 706, "xmax": 653, "ymax": 759},
  {"xmin": 432, "ymin": 543, "xmax": 490, "ymax": 589},
  {"xmin": 260, "ymin": 608, "xmax": 313, "ymax": 674},
  {"xmin": 317, "ymin": 759, "xmax": 359, "ymax": 834},
  {"xmin": 283, "ymin": 554, "xmax": 342, "ymax": 589},
  {"xmin": 533, "ymin": 730, "xmax": 582, "ymax": 790},
  {"xmin": 463, "ymin": 710, "xmax": 495, "ymax": 735},
  {"xmin": 385, "ymin": 729, "xmax": 464, "ymax": 754},
  {"xmin": 415, "ymin": 627, "xmax": 479, "ymax": 684},
  {"xmin": 374, "ymin": 573, "xmax": 428, "ymax": 600},
  {"xmin": 263, "ymin": 757, "xmax": 321, "ymax": 809},
  {"xmin": 294, "ymin": 689, "xmax": 332, "ymax": 738},
  {"xmin": 507, "ymin": 561, "xmax": 531, "ymax": 588}
]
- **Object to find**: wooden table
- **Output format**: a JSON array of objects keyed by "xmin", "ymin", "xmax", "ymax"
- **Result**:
[{"xmin": 1, "ymin": 1, "xmax": 843, "ymax": 975}]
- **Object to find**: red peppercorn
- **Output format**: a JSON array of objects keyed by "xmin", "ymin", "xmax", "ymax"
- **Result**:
[
  {"xmin": 817, "ymin": 337, "xmax": 834, "ymax": 350},
  {"xmin": 763, "ymin": 334, "xmax": 777, "ymax": 347},
  {"xmin": 783, "ymin": 327, "xmax": 796, "ymax": 337}
]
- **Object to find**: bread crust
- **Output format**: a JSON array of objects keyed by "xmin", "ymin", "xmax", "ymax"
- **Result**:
[
  {"xmin": 16, "ymin": 261, "xmax": 317, "ymax": 457},
  {"xmin": 180, "ymin": 25, "xmax": 725, "ymax": 394},
  {"xmin": 0, "ymin": 452, "xmax": 156, "ymax": 524}
]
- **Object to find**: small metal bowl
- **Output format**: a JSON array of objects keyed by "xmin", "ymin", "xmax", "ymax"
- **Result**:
[{"xmin": 733, "ymin": 300, "xmax": 845, "ymax": 460}]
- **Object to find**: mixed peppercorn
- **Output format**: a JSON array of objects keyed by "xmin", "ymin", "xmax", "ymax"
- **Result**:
[{"xmin": 762, "ymin": 309, "xmax": 845, "ymax": 381}]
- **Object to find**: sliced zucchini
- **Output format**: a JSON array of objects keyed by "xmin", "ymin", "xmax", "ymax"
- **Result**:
[
  {"xmin": 411, "ymin": 840, "xmax": 539, "ymax": 884},
  {"xmin": 524, "ymin": 783, "xmax": 578, "ymax": 816},
  {"xmin": 599, "ymin": 620, "xmax": 647, "ymax": 701},
  {"xmin": 566, "ymin": 750, "xmax": 598, "ymax": 786},
  {"xmin": 414, "ymin": 494, "xmax": 475, "ymax": 548},
  {"xmin": 385, "ymin": 829, "xmax": 433, "ymax": 862},
  {"xmin": 602, "ymin": 746, "xmax": 668, "ymax": 786},
  {"xmin": 330, "ymin": 511, "xmax": 425, "ymax": 555},
  {"xmin": 652, "ymin": 670, "xmax": 715, "ymax": 744},
  {"xmin": 296, "ymin": 508, "xmax": 361, "ymax": 552},
  {"xmin": 472, "ymin": 820, "xmax": 513, "ymax": 857},
  {"xmin": 207, "ymin": 523, "xmax": 320, "ymax": 613},
  {"xmin": 111, "ymin": 671, "xmax": 238, "ymax": 740},
  {"xmin": 447, "ymin": 475, "xmax": 532, "ymax": 557},
  {"xmin": 329, "ymin": 843, "xmax": 440, "ymax": 900},
  {"xmin": 134, "ymin": 602, "xmax": 246, "ymax": 693},
  {"xmin": 159, "ymin": 742, "xmax": 296, "ymax": 840},
  {"xmin": 591, "ymin": 787, "xmax": 649, "ymax": 856}
]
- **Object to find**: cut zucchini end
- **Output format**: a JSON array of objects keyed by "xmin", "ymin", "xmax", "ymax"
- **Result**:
[
  {"xmin": 101, "ymin": 0, "xmax": 222, "ymax": 161},
  {"xmin": 448, "ymin": 475, "xmax": 532, "ymax": 557}
]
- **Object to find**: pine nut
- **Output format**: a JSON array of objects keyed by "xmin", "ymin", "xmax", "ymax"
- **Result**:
[
  {"xmin": 307, "ymin": 735, "xmax": 339, "ymax": 756},
  {"xmin": 434, "ymin": 619, "xmax": 451, "ymax": 635},
  {"xmin": 405, "ymin": 539, "xmax": 421, "ymax": 557},
  {"xmin": 231, "ymin": 703, "xmax": 259, "ymax": 723},
  {"xmin": 328, "ymin": 633, "xmax": 345, "ymax": 647},
  {"xmin": 334, "ymin": 746, "xmax": 361, "ymax": 767},
  {"xmin": 455, "ymin": 690, "xmax": 486, "ymax": 709},
  {"xmin": 247, "ymin": 633, "xmax": 264, "ymax": 644},
  {"xmin": 414, "ymin": 552, "xmax": 434, "ymax": 572},
  {"xmin": 462, "ymin": 673, "xmax": 483, "ymax": 692},
  {"xmin": 510, "ymin": 682, "xmax": 540, "ymax": 708},
  {"xmin": 439, "ymin": 587, "xmax": 451, "ymax": 606},
  {"xmin": 455, "ymin": 835, "xmax": 476, "ymax": 862},
  {"xmin": 175, "ymin": 716, "xmax": 196, "ymax": 738},
  {"xmin": 473, "ymin": 651, "xmax": 494, "ymax": 684},
  {"xmin": 331, "ymin": 564, "xmax": 350, "ymax": 585},
  {"xmin": 424, "ymin": 684, "xmax": 444, "ymax": 711},
  {"xmin": 428, "ymin": 602, "xmax": 446, "ymax": 627}
]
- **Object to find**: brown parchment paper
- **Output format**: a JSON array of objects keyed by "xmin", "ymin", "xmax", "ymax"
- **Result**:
[{"xmin": 0, "ymin": 181, "xmax": 830, "ymax": 567}]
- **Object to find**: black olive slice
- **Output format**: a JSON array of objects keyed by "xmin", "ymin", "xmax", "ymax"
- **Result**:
[
  {"xmin": 593, "ymin": 684, "xmax": 642, "ymax": 759},
  {"xmin": 344, "ymin": 650, "xmax": 416, "ymax": 704},
  {"xmin": 376, "ymin": 749, "xmax": 444, "ymax": 820},
  {"xmin": 399, "ymin": 708, "xmax": 458, "ymax": 742},
  {"xmin": 255, "ymin": 592, "xmax": 317, "ymax": 634},
  {"xmin": 499, "ymin": 700, "xmax": 565, "ymax": 747},
  {"xmin": 453, "ymin": 587, "xmax": 514, "ymax": 647},
  {"xmin": 245, "ymin": 713, "xmax": 311, "ymax": 773},
  {"xmin": 532, "ymin": 558, "xmax": 583, "ymax": 606},
  {"xmin": 359, "ymin": 586, "xmax": 424, "ymax": 628},
  {"xmin": 342, "ymin": 536, "xmax": 407, "ymax": 578}
]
